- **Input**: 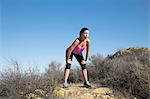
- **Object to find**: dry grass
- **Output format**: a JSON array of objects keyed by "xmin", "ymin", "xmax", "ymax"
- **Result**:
[{"xmin": 0, "ymin": 61, "xmax": 61, "ymax": 99}]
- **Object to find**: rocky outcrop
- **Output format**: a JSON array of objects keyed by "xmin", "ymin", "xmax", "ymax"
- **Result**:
[{"xmin": 53, "ymin": 84, "xmax": 131, "ymax": 99}]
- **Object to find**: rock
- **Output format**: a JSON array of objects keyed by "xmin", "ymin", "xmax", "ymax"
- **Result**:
[
  {"xmin": 34, "ymin": 89, "xmax": 46, "ymax": 96},
  {"xmin": 53, "ymin": 87, "xmax": 65, "ymax": 97},
  {"xmin": 92, "ymin": 87, "xmax": 113, "ymax": 94},
  {"xmin": 53, "ymin": 84, "xmax": 120, "ymax": 99},
  {"xmin": 26, "ymin": 93, "xmax": 43, "ymax": 99}
]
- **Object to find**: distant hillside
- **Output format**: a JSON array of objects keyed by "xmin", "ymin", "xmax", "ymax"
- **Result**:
[{"xmin": 107, "ymin": 47, "xmax": 150, "ymax": 59}]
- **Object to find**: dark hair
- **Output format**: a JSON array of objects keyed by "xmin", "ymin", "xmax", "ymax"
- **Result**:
[
  {"xmin": 80, "ymin": 27, "xmax": 89, "ymax": 33},
  {"xmin": 79, "ymin": 27, "xmax": 89, "ymax": 36}
]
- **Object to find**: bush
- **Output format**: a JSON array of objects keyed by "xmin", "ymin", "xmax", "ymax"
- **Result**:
[
  {"xmin": 87, "ymin": 54, "xmax": 105, "ymax": 82},
  {"xmin": 0, "ymin": 61, "xmax": 60, "ymax": 99},
  {"xmin": 89, "ymin": 48, "xmax": 150, "ymax": 99},
  {"xmin": 68, "ymin": 67, "xmax": 83, "ymax": 83},
  {"xmin": 45, "ymin": 61, "xmax": 64, "ymax": 83}
]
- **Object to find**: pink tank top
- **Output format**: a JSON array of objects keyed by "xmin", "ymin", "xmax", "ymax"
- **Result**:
[
  {"xmin": 66, "ymin": 44, "xmax": 86, "ymax": 54},
  {"xmin": 72, "ymin": 44, "xmax": 85, "ymax": 54}
]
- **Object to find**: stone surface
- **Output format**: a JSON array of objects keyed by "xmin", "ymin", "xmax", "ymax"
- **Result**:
[{"xmin": 53, "ymin": 84, "xmax": 116, "ymax": 99}]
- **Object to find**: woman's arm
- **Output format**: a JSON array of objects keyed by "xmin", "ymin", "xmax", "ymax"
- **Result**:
[
  {"xmin": 85, "ymin": 39, "xmax": 91, "ymax": 61},
  {"xmin": 67, "ymin": 39, "xmax": 80, "ymax": 60}
]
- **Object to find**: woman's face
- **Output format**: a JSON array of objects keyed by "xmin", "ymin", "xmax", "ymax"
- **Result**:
[{"xmin": 81, "ymin": 30, "xmax": 89, "ymax": 39}]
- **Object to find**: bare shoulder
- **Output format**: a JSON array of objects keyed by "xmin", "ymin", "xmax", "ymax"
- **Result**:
[
  {"xmin": 76, "ymin": 38, "xmax": 80, "ymax": 43},
  {"xmin": 71, "ymin": 38, "xmax": 80, "ymax": 46}
]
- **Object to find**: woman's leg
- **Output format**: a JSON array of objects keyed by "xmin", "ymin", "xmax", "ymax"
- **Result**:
[
  {"xmin": 74, "ymin": 53, "xmax": 89, "ymax": 82},
  {"xmin": 64, "ymin": 65, "xmax": 71, "ymax": 83},
  {"xmin": 64, "ymin": 50, "xmax": 73, "ymax": 84},
  {"xmin": 81, "ymin": 60, "xmax": 88, "ymax": 82}
]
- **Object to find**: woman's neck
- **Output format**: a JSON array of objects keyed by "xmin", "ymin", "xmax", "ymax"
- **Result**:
[{"xmin": 78, "ymin": 37, "xmax": 85, "ymax": 42}]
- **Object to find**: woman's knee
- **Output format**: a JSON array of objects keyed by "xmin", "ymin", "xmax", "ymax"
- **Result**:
[
  {"xmin": 80, "ymin": 60, "xmax": 87, "ymax": 70},
  {"xmin": 65, "ymin": 63, "xmax": 71, "ymax": 69}
]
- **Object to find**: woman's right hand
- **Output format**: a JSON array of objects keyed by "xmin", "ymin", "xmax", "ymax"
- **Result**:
[{"xmin": 67, "ymin": 59, "xmax": 72, "ymax": 64}]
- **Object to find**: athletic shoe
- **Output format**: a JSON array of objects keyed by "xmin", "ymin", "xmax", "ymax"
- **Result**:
[{"xmin": 83, "ymin": 81, "xmax": 91, "ymax": 88}]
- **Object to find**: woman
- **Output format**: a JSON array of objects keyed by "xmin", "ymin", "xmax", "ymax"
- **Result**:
[{"xmin": 63, "ymin": 27, "xmax": 91, "ymax": 88}]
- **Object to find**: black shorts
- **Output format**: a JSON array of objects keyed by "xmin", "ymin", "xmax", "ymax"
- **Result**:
[{"xmin": 66, "ymin": 50, "xmax": 84, "ymax": 66}]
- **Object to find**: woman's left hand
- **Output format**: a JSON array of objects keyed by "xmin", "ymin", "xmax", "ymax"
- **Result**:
[{"xmin": 81, "ymin": 60, "xmax": 86, "ymax": 64}]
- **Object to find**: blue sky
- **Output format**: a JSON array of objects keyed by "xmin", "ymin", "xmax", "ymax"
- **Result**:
[{"xmin": 0, "ymin": 0, "xmax": 149, "ymax": 73}]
